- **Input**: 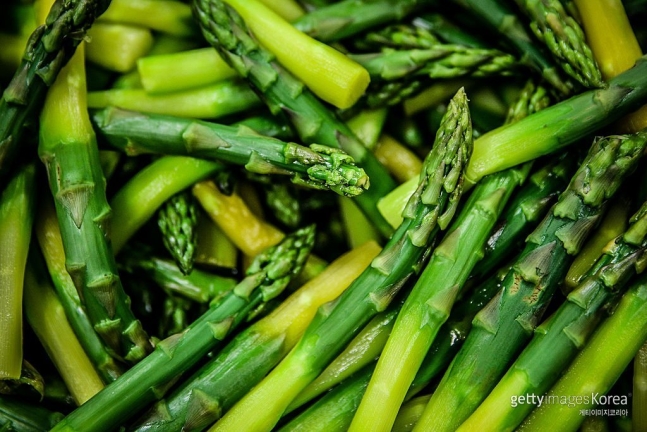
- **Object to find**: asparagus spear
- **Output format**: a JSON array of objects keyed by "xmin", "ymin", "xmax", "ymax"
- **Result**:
[
  {"xmin": 0, "ymin": 0, "xmax": 111, "ymax": 182},
  {"xmin": 131, "ymin": 241, "xmax": 380, "ymax": 432},
  {"xmin": 0, "ymin": 395, "xmax": 63, "ymax": 432},
  {"xmin": 519, "ymin": 272, "xmax": 647, "ymax": 431},
  {"xmin": 460, "ymin": 199, "xmax": 647, "ymax": 431},
  {"xmin": 51, "ymin": 226, "xmax": 316, "ymax": 432},
  {"xmin": 39, "ymin": 44, "xmax": 152, "ymax": 363},
  {"xmin": 413, "ymin": 131, "xmax": 647, "ymax": 432},
  {"xmin": 158, "ymin": 190, "xmax": 199, "ymax": 275},
  {"xmin": 210, "ymin": 88, "xmax": 471, "ymax": 432},
  {"xmin": 352, "ymin": 23, "xmax": 442, "ymax": 51},
  {"xmin": 349, "ymin": 161, "xmax": 528, "ymax": 431},
  {"xmin": 92, "ymin": 107, "xmax": 369, "ymax": 197},
  {"xmin": 0, "ymin": 163, "xmax": 35, "ymax": 380},
  {"xmin": 513, "ymin": 0, "xmax": 604, "ymax": 88},
  {"xmin": 193, "ymin": 0, "xmax": 397, "ymax": 237}
]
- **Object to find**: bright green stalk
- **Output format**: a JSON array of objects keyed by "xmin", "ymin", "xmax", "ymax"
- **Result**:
[
  {"xmin": 87, "ymin": 79, "xmax": 261, "ymax": 119},
  {"xmin": 99, "ymin": 0, "xmax": 197, "ymax": 37},
  {"xmin": 634, "ymin": 341, "xmax": 647, "ymax": 432},
  {"xmin": 0, "ymin": 163, "xmax": 35, "ymax": 380},
  {"xmin": 194, "ymin": 0, "xmax": 397, "ymax": 238},
  {"xmin": 287, "ymin": 305, "xmax": 400, "ymax": 412},
  {"xmin": 85, "ymin": 22, "xmax": 153, "ymax": 73},
  {"xmin": 39, "ymin": 46, "xmax": 152, "ymax": 363},
  {"xmin": 465, "ymin": 55, "xmax": 647, "ymax": 187},
  {"xmin": 460, "ymin": 199, "xmax": 647, "ymax": 432},
  {"xmin": 158, "ymin": 191, "xmax": 199, "ymax": 275},
  {"xmin": 414, "ymin": 132, "xmax": 647, "ymax": 432},
  {"xmin": 24, "ymin": 254, "xmax": 105, "ymax": 405},
  {"xmin": 110, "ymin": 156, "xmax": 223, "ymax": 253},
  {"xmin": 292, "ymin": 0, "xmax": 435, "ymax": 42},
  {"xmin": 119, "ymin": 244, "xmax": 237, "ymax": 304},
  {"xmin": 130, "ymin": 241, "xmax": 380, "ymax": 432},
  {"xmin": 0, "ymin": 395, "xmax": 64, "ymax": 432},
  {"xmin": 392, "ymin": 395, "xmax": 430, "ymax": 432},
  {"xmin": 519, "ymin": 273, "xmax": 647, "ymax": 432},
  {"xmin": 138, "ymin": 48, "xmax": 236, "ymax": 94},
  {"xmin": 349, "ymin": 165, "xmax": 529, "ymax": 431},
  {"xmin": 278, "ymin": 366, "xmax": 374, "ymax": 432},
  {"xmin": 451, "ymin": 0, "xmax": 572, "ymax": 94},
  {"xmin": 346, "ymin": 108, "xmax": 388, "ymax": 151},
  {"xmin": 92, "ymin": 107, "xmax": 369, "ymax": 197},
  {"xmin": 514, "ymin": 0, "xmax": 604, "ymax": 88},
  {"xmin": 52, "ymin": 226, "xmax": 316, "ymax": 432},
  {"xmin": 339, "ymin": 197, "xmax": 381, "ymax": 248},
  {"xmin": 35, "ymin": 201, "xmax": 125, "ymax": 384},
  {"xmin": 210, "ymin": 88, "xmax": 471, "ymax": 432},
  {"xmin": 0, "ymin": 0, "xmax": 111, "ymax": 182}
]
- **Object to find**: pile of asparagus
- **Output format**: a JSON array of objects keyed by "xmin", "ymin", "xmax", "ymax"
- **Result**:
[{"xmin": 1, "ymin": 0, "xmax": 647, "ymax": 430}]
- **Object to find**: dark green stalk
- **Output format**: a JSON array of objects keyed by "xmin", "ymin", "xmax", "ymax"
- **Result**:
[
  {"xmin": 414, "ymin": 131, "xmax": 647, "ymax": 432},
  {"xmin": 0, "ymin": 395, "xmax": 64, "ymax": 432},
  {"xmin": 292, "ymin": 0, "xmax": 436, "ymax": 42},
  {"xmin": 514, "ymin": 0, "xmax": 604, "ymax": 88},
  {"xmin": 158, "ymin": 190, "xmax": 199, "ymax": 275},
  {"xmin": 352, "ymin": 23, "xmax": 442, "ymax": 51},
  {"xmin": 412, "ymin": 14, "xmax": 489, "ymax": 48},
  {"xmin": 194, "ymin": 0, "xmax": 396, "ymax": 237},
  {"xmin": 0, "ymin": 0, "xmax": 111, "ymax": 183},
  {"xmin": 460, "ymin": 199, "xmax": 647, "ymax": 431},
  {"xmin": 451, "ymin": 0, "xmax": 573, "ymax": 94},
  {"xmin": 232, "ymin": 113, "xmax": 294, "ymax": 141},
  {"xmin": 209, "ymin": 88, "xmax": 472, "ymax": 432},
  {"xmin": 51, "ymin": 226, "xmax": 316, "ymax": 432},
  {"xmin": 93, "ymin": 107, "xmax": 369, "ymax": 197}
]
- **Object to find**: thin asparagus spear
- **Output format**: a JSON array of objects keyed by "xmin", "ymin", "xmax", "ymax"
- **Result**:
[
  {"xmin": 0, "ymin": 0, "xmax": 111, "ymax": 182},
  {"xmin": 0, "ymin": 395, "xmax": 63, "ymax": 432},
  {"xmin": 413, "ymin": 131, "xmax": 647, "ymax": 432},
  {"xmin": 350, "ymin": 163, "xmax": 528, "ymax": 431},
  {"xmin": 459, "ymin": 199, "xmax": 647, "ymax": 432},
  {"xmin": 52, "ymin": 226, "xmax": 316, "ymax": 432},
  {"xmin": 392, "ymin": 395, "xmax": 431, "ymax": 432},
  {"xmin": 92, "ymin": 107, "xmax": 369, "ymax": 197},
  {"xmin": 39, "ymin": 44, "xmax": 152, "ymax": 362},
  {"xmin": 35, "ymin": 200, "xmax": 125, "ymax": 383},
  {"xmin": 194, "ymin": 0, "xmax": 397, "ymax": 237},
  {"xmin": 158, "ymin": 191, "xmax": 199, "ymax": 275},
  {"xmin": 292, "ymin": 0, "xmax": 435, "ymax": 42},
  {"xmin": 24, "ymin": 253, "xmax": 105, "ymax": 405},
  {"xmin": 519, "ymin": 272, "xmax": 647, "ymax": 432},
  {"xmin": 352, "ymin": 23, "xmax": 442, "ymax": 51},
  {"xmin": 210, "ymin": 87, "xmax": 471, "ymax": 432},
  {"xmin": 513, "ymin": 0, "xmax": 604, "ymax": 88},
  {"xmin": 131, "ymin": 241, "xmax": 380, "ymax": 432},
  {"xmin": 0, "ymin": 163, "xmax": 35, "ymax": 380}
]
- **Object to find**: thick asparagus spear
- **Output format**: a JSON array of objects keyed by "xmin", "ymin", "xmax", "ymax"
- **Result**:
[
  {"xmin": 210, "ymin": 88, "xmax": 471, "ymax": 432},
  {"xmin": 39, "ymin": 45, "xmax": 152, "ymax": 363},
  {"xmin": 513, "ymin": 0, "xmax": 604, "ymax": 88},
  {"xmin": 92, "ymin": 107, "xmax": 369, "ymax": 197},
  {"xmin": 51, "ymin": 226, "xmax": 316, "ymax": 432},
  {"xmin": 413, "ymin": 131, "xmax": 647, "ymax": 432},
  {"xmin": 460, "ymin": 199, "xmax": 647, "ymax": 431},
  {"xmin": 158, "ymin": 190, "xmax": 199, "ymax": 275},
  {"xmin": 193, "ymin": 0, "xmax": 397, "ymax": 237},
  {"xmin": 0, "ymin": 0, "xmax": 111, "ymax": 182},
  {"xmin": 131, "ymin": 241, "xmax": 380, "ymax": 432}
]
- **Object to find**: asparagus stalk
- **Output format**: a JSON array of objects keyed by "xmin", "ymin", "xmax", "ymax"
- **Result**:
[
  {"xmin": 634, "ymin": 341, "xmax": 647, "ymax": 432},
  {"xmin": 158, "ymin": 190, "xmax": 199, "ymax": 275},
  {"xmin": 0, "ymin": 163, "xmax": 35, "ymax": 380},
  {"xmin": 292, "ymin": 0, "xmax": 435, "ymax": 42},
  {"xmin": 413, "ymin": 131, "xmax": 647, "ymax": 432},
  {"xmin": 513, "ymin": 0, "xmax": 604, "ymax": 88},
  {"xmin": 194, "ymin": 0, "xmax": 397, "ymax": 237},
  {"xmin": 459, "ymin": 199, "xmax": 647, "ymax": 431},
  {"xmin": 392, "ymin": 395, "xmax": 431, "ymax": 432},
  {"xmin": 0, "ymin": 395, "xmax": 63, "ymax": 432},
  {"xmin": 85, "ymin": 22, "xmax": 154, "ymax": 73},
  {"xmin": 99, "ymin": 0, "xmax": 197, "ymax": 37},
  {"xmin": 352, "ymin": 23, "xmax": 442, "ymax": 51},
  {"xmin": 24, "ymin": 253, "xmax": 105, "ymax": 405},
  {"xmin": 0, "ymin": 0, "xmax": 111, "ymax": 182},
  {"xmin": 210, "ymin": 88, "xmax": 471, "ymax": 432},
  {"xmin": 349, "ymin": 162, "xmax": 528, "ymax": 431},
  {"xmin": 412, "ymin": 14, "xmax": 488, "ymax": 48},
  {"xmin": 131, "ymin": 241, "xmax": 380, "ymax": 432},
  {"xmin": 52, "ymin": 226, "xmax": 316, "ymax": 432},
  {"xmin": 39, "ymin": 44, "xmax": 152, "ymax": 362},
  {"xmin": 519, "ymin": 272, "xmax": 647, "ymax": 431},
  {"xmin": 92, "ymin": 107, "xmax": 369, "ymax": 197},
  {"xmin": 35, "ymin": 200, "xmax": 125, "ymax": 384}
]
